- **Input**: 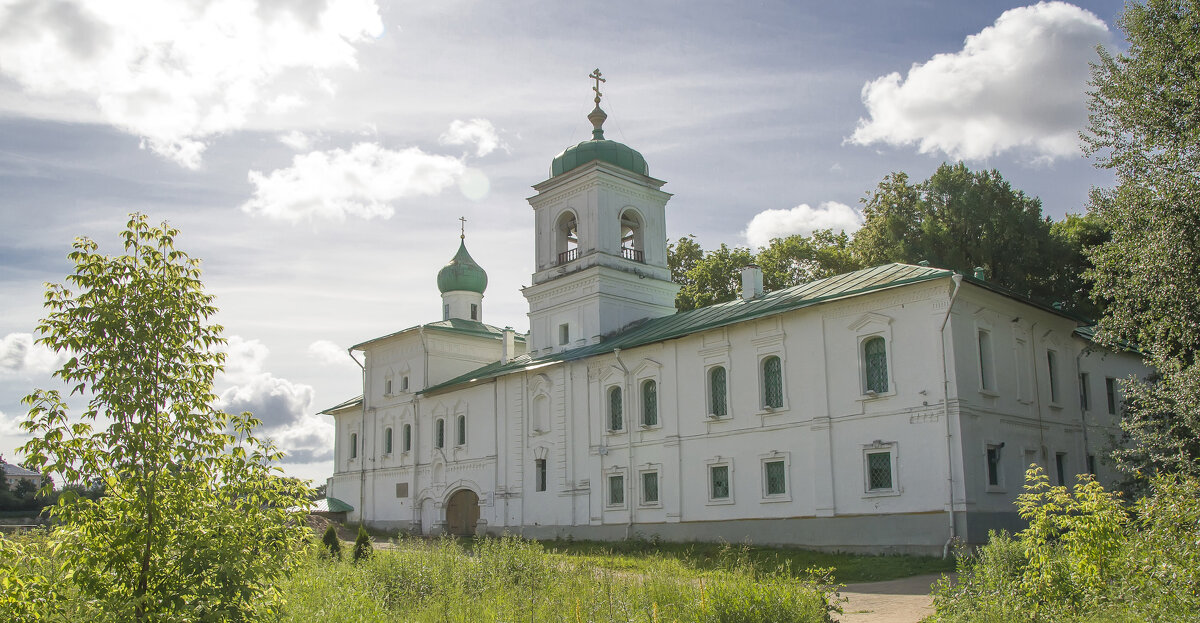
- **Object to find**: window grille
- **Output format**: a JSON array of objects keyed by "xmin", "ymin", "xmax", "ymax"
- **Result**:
[
  {"xmin": 764, "ymin": 460, "xmax": 786, "ymax": 495},
  {"xmin": 403, "ymin": 424, "xmax": 412, "ymax": 452},
  {"xmin": 986, "ymin": 446, "xmax": 1001, "ymax": 486},
  {"xmin": 384, "ymin": 428, "xmax": 393, "ymax": 454},
  {"xmin": 535, "ymin": 459, "xmax": 547, "ymax": 492},
  {"xmin": 864, "ymin": 337, "xmax": 888, "ymax": 393},
  {"xmin": 456, "ymin": 415, "xmax": 466, "ymax": 446},
  {"xmin": 642, "ymin": 472, "xmax": 659, "ymax": 504},
  {"xmin": 868, "ymin": 451, "xmax": 892, "ymax": 490},
  {"xmin": 435, "ymin": 419, "xmax": 445, "ymax": 449},
  {"xmin": 709, "ymin": 366, "xmax": 727, "ymax": 416},
  {"xmin": 642, "ymin": 380, "xmax": 658, "ymax": 426},
  {"xmin": 763, "ymin": 356, "xmax": 783, "ymax": 408},
  {"xmin": 608, "ymin": 475, "xmax": 624, "ymax": 506},
  {"xmin": 609, "ymin": 387, "xmax": 623, "ymax": 431},
  {"xmin": 710, "ymin": 465, "xmax": 729, "ymax": 499}
]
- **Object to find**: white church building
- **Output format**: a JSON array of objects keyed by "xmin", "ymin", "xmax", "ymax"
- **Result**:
[{"xmin": 322, "ymin": 86, "xmax": 1148, "ymax": 554}]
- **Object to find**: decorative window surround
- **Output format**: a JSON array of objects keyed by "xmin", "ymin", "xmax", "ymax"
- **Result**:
[
  {"xmin": 705, "ymin": 457, "xmax": 734, "ymax": 505},
  {"xmin": 759, "ymin": 451, "xmax": 791, "ymax": 502},
  {"xmin": 862, "ymin": 440, "xmax": 900, "ymax": 497}
]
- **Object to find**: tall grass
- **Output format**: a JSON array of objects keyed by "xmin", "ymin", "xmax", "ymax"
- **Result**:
[{"xmin": 278, "ymin": 534, "xmax": 840, "ymax": 623}]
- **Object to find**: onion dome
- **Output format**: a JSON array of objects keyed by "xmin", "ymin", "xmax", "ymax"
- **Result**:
[
  {"xmin": 436, "ymin": 239, "xmax": 488, "ymax": 294},
  {"xmin": 550, "ymin": 70, "xmax": 648, "ymax": 178}
]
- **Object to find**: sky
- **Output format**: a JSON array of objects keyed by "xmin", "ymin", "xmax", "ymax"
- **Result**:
[{"xmin": 0, "ymin": 0, "xmax": 1127, "ymax": 484}]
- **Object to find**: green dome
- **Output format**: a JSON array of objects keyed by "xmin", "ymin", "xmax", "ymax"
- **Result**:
[
  {"xmin": 437, "ymin": 240, "xmax": 488, "ymax": 294},
  {"xmin": 550, "ymin": 104, "xmax": 648, "ymax": 178}
]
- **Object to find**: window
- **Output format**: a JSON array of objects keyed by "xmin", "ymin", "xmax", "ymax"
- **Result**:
[
  {"xmin": 350, "ymin": 432, "xmax": 358, "ymax": 459},
  {"xmin": 1086, "ymin": 454, "xmax": 1096, "ymax": 476},
  {"xmin": 708, "ymin": 366, "xmax": 728, "ymax": 417},
  {"xmin": 1047, "ymin": 350, "xmax": 1059, "ymax": 403},
  {"xmin": 978, "ymin": 330, "xmax": 993, "ymax": 391},
  {"xmin": 641, "ymin": 379, "xmax": 658, "ymax": 427},
  {"xmin": 867, "ymin": 451, "xmax": 893, "ymax": 490},
  {"xmin": 559, "ymin": 323, "xmax": 570, "ymax": 345},
  {"xmin": 1016, "ymin": 338, "xmax": 1033, "ymax": 402},
  {"xmin": 385, "ymin": 379, "xmax": 393, "ymax": 395},
  {"xmin": 535, "ymin": 458, "xmax": 547, "ymax": 492},
  {"xmin": 384, "ymin": 427, "xmax": 393, "ymax": 454},
  {"xmin": 608, "ymin": 386, "xmax": 623, "ymax": 431},
  {"xmin": 403, "ymin": 424, "xmax": 412, "ymax": 452},
  {"xmin": 641, "ymin": 471, "xmax": 659, "ymax": 505},
  {"xmin": 986, "ymin": 445, "xmax": 1002, "ymax": 487},
  {"xmin": 435, "ymin": 418, "xmax": 445, "ymax": 449},
  {"xmin": 1055, "ymin": 452, "xmax": 1067, "ymax": 485},
  {"xmin": 607, "ymin": 474, "xmax": 624, "ymax": 507},
  {"xmin": 443, "ymin": 304, "xmax": 449, "ymax": 320},
  {"xmin": 1079, "ymin": 373, "xmax": 1090, "ymax": 410},
  {"xmin": 764, "ymin": 460, "xmax": 786, "ymax": 496},
  {"xmin": 456, "ymin": 415, "xmax": 466, "ymax": 446},
  {"xmin": 761, "ymin": 356, "xmax": 783, "ymax": 409},
  {"xmin": 1105, "ymin": 377, "xmax": 1116, "ymax": 414},
  {"xmin": 710, "ymin": 465, "xmax": 730, "ymax": 500},
  {"xmin": 864, "ymin": 337, "xmax": 888, "ymax": 394},
  {"xmin": 401, "ymin": 376, "xmax": 409, "ymax": 391},
  {"xmin": 470, "ymin": 303, "xmax": 478, "ymax": 320}
]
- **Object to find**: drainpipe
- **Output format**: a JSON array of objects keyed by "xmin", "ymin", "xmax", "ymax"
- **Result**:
[
  {"xmin": 614, "ymin": 348, "xmax": 634, "ymax": 538},
  {"xmin": 1075, "ymin": 348, "xmax": 1092, "ymax": 480},
  {"xmin": 349, "ymin": 347, "xmax": 367, "ymax": 525},
  {"xmin": 939, "ymin": 274, "xmax": 963, "ymax": 558}
]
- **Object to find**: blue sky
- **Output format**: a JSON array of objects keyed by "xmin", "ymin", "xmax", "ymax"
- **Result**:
[{"xmin": 0, "ymin": 0, "xmax": 1125, "ymax": 482}]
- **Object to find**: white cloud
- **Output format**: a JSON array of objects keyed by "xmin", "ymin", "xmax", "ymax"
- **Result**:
[
  {"xmin": 0, "ymin": 333, "xmax": 64, "ymax": 378},
  {"xmin": 743, "ymin": 202, "xmax": 863, "ymax": 248},
  {"xmin": 307, "ymin": 340, "xmax": 356, "ymax": 368},
  {"xmin": 849, "ymin": 1, "xmax": 1110, "ymax": 161},
  {"xmin": 278, "ymin": 130, "xmax": 312, "ymax": 150},
  {"xmin": 0, "ymin": 0, "xmax": 383, "ymax": 168},
  {"xmin": 439, "ymin": 118, "xmax": 506, "ymax": 157},
  {"xmin": 242, "ymin": 142, "xmax": 466, "ymax": 222},
  {"xmin": 0, "ymin": 410, "xmax": 28, "ymax": 438}
]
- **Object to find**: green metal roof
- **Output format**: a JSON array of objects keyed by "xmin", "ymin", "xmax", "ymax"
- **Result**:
[
  {"xmin": 319, "ymin": 394, "xmax": 363, "ymax": 415},
  {"xmin": 422, "ymin": 263, "xmax": 954, "ymax": 396},
  {"xmin": 350, "ymin": 318, "xmax": 525, "ymax": 351},
  {"xmin": 437, "ymin": 240, "xmax": 488, "ymax": 294},
  {"xmin": 551, "ymin": 139, "xmax": 648, "ymax": 178},
  {"xmin": 312, "ymin": 497, "xmax": 354, "ymax": 513}
]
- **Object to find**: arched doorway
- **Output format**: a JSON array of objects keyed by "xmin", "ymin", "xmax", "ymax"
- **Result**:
[{"xmin": 445, "ymin": 489, "xmax": 480, "ymax": 536}]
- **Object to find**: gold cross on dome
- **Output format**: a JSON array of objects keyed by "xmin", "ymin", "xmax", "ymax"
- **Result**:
[
  {"xmin": 459, "ymin": 216, "xmax": 467, "ymax": 239},
  {"xmin": 590, "ymin": 68, "xmax": 605, "ymax": 104}
]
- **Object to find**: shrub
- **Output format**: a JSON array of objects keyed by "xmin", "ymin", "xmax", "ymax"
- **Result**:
[
  {"xmin": 323, "ymin": 524, "xmax": 342, "ymax": 560},
  {"xmin": 352, "ymin": 524, "xmax": 372, "ymax": 563}
]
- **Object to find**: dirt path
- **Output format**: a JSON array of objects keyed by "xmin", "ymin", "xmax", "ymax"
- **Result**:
[{"xmin": 835, "ymin": 573, "xmax": 950, "ymax": 623}]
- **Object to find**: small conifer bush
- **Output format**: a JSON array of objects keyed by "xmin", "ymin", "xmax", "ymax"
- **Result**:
[
  {"xmin": 323, "ymin": 524, "xmax": 342, "ymax": 560},
  {"xmin": 353, "ymin": 524, "xmax": 372, "ymax": 563}
]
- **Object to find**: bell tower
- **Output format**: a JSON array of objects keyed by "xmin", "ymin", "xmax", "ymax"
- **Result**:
[{"xmin": 522, "ymin": 70, "xmax": 679, "ymax": 355}]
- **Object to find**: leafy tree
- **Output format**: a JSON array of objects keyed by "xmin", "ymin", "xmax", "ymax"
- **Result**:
[
  {"xmin": 671, "ymin": 241, "xmax": 756, "ymax": 311},
  {"xmin": 1083, "ymin": 0, "xmax": 1200, "ymax": 484},
  {"xmin": 853, "ymin": 162, "xmax": 1078, "ymax": 308},
  {"xmin": 19, "ymin": 214, "xmax": 310, "ymax": 621},
  {"xmin": 755, "ymin": 229, "xmax": 862, "ymax": 292}
]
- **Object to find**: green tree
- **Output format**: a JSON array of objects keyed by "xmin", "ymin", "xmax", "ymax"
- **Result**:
[
  {"xmin": 853, "ymin": 163, "xmax": 1079, "ymax": 309},
  {"xmin": 671, "ymin": 242, "xmax": 756, "ymax": 311},
  {"xmin": 20, "ymin": 214, "xmax": 310, "ymax": 621},
  {"xmin": 352, "ymin": 524, "xmax": 372, "ymax": 563},
  {"xmin": 755, "ymin": 229, "xmax": 862, "ymax": 292},
  {"xmin": 1083, "ymin": 0, "xmax": 1200, "ymax": 484},
  {"xmin": 322, "ymin": 523, "xmax": 342, "ymax": 560}
]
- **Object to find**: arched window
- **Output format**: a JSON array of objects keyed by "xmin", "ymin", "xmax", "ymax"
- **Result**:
[
  {"xmin": 709, "ymin": 366, "xmax": 728, "ymax": 417},
  {"xmin": 403, "ymin": 424, "xmax": 412, "ymax": 452},
  {"xmin": 619, "ymin": 209, "xmax": 644, "ymax": 263},
  {"xmin": 350, "ymin": 432, "xmax": 358, "ymax": 459},
  {"xmin": 641, "ymin": 379, "xmax": 658, "ymax": 427},
  {"xmin": 435, "ymin": 418, "xmax": 445, "ymax": 449},
  {"xmin": 608, "ymin": 386, "xmax": 623, "ymax": 431},
  {"xmin": 864, "ymin": 337, "xmax": 888, "ymax": 393},
  {"xmin": 555, "ymin": 211, "xmax": 579, "ymax": 264},
  {"xmin": 456, "ymin": 415, "xmax": 466, "ymax": 446},
  {"xmin": 762, "ymin": 356, "xmax": 783, "ymax": 408},
  {"xmin": 384, "ymin": 427, "xmax": 393, "ymax": 454}
]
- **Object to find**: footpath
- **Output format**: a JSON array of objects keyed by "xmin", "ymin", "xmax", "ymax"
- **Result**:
[{"xmin": 835, "ymin": 573, "xmax": 948, "ymax": 623}]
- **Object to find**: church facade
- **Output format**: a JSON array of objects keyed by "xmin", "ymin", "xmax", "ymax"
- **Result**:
[{"xmin": 322, "ymin": 91, "xmax": 1148, "ymax": 554}]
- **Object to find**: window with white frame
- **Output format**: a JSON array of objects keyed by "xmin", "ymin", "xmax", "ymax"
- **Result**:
[
  {"xmin": 708, "ymin": 462, "xmax": 732, "ymax": 502},
  {"xmin": 350, "ymin": 432, "xmax": 358, "ymax": 459},
  {"xmin": 978, "ymin": 329, "xmax": 994, "ymax": 391},
  {"xmin": 470, "ymin": 303, "xmax": 478, "ymax": 321},
  {"xmin": 863, "ymin": 442, "xmax": 898, "ymax": 494},
  {"xmin": 435, "ymin": 418, "xmax": 445, "ymax": 449},
  {"xmin": 1105, "ymin": 377, "xmax": 1117, "ymax": 414},
  {"xmin": 986, "ymin": 444, "xmax": 1003, "ymax": 489},
  {"xmin": 607, "ymin": 386, "xmax": 623, "ymax": 431},
  {"xmin": 761, "ymin": 454, "xmax": 789, "ymax": 499},
  {"xmin": 1047, "ymin": 350, "xmax": 1060, "ymax": 404},
  {"xmin": 401, "ymin": 376, "xmax": 410, "ymax": 392},
  {"xmin": 863, "ymin": 336, "xmax": 888, "ymax": 394},
  {"xmin": 403, "ymin": 424, "xmax": 412, "ymax": 452},
  {"xmin": 385, "ymin": 378, "xmax": 393, "ymax": 396},
  {"xmin": 708, "ymin": 366, "xmax": 728, "ymax": 417},
  {"xmin": 1079, "ymin": 373, "xmax": 1091, "ymax": 411},
  {"xmin": 456, "ymin": 414, "xmax": 466, "ymax": 446},
  {"xmin": 640, "ymin": 470, "xmax": 660, "ymax": 506},
  {"xmin": 607, "ymin": 473, "xmax": 625, "ymax": 507},
  {"xmin": 535, "ymin": 458, "xmax": 547, "ymax": 492},
  {"xmin": 641, "ymin": 379, "xmax": 658, "ymax": 427},
  {"xmin": 559, "ymin": 323, "xmax": 570, "ymax": 346},
  {"xmin": 761, "ymin": 355, "xmax": 783, "ymax": 409},
  {"xmin": 384, "ymin": 427, "xmax": 393, "ymax": 454}
]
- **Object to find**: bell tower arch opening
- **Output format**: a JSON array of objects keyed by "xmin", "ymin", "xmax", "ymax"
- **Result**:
[
  {"xmin": 555, "ymin": 210, "xmax": 579, "ymax": 264},
  {"xmin": 619, "ymin": 208, "xmax": 645, "ymax": 263}
]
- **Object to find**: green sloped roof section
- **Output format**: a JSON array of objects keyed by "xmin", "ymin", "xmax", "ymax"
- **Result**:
[
  {"xmin": 312, "ymin": 497, "xmax": 354, "ymax": 513},
  {"xmin": 319, "ymin": 395, "xmax": 363, "ymax": 415},
  {"xmin": 351, "ymin": 319, "xmax": 525, "ymax": 351},
  {"xmin": 1073, "ymin": 324, "xmax": 1145, "ymax": 355},
  {"xmin": 423, "ymin": 263, "xmax": 954, "ymax": 395}
]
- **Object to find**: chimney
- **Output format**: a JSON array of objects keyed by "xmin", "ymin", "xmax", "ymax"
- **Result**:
[
  {"xmin": 740, "ymin": 265, "xmax": 764, "ymax": 301},
  {"xmin": 501, "ymin": 326, "xmax": 515, "ymax": 364}
]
